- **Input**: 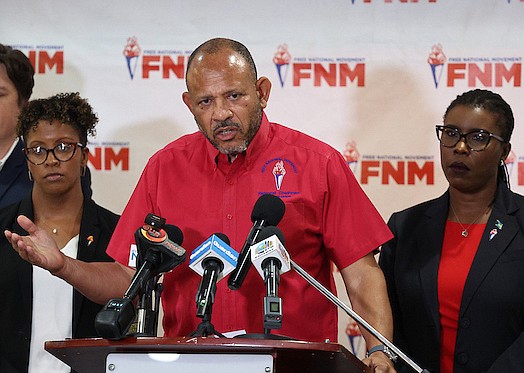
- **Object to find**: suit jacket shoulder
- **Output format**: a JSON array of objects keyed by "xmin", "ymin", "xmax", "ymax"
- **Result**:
[{"xmin": 0, "ymin": 141, "xmax": 32, "ymax": 210}]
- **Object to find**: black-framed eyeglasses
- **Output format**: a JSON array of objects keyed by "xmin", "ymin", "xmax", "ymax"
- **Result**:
[
  {"xmin": 435, "ymin": 125, "xmax": 506, "ymax": 152},
  {"xmin": 23, "ymin": 142, "xmax": 84, "ymax": 165}
]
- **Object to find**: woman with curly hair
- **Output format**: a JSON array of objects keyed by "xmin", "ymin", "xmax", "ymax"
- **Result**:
[{"xmin": 0, "ymin": 92, "xmax": 119, "ymax": 373}]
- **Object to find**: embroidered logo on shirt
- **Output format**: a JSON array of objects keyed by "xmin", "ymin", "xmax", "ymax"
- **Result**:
[
  {"xmin": 260, "ymin": 158, "xmax": 299, "ymax": 199},
  {"xmin": 272, "ymin": 160, "xmax": 286, "ymax": 190}
]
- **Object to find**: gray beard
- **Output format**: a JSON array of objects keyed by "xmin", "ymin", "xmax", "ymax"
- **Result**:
[{"xmin": 196, "ymin": 107, "xmax": 262, "ymax": 155}]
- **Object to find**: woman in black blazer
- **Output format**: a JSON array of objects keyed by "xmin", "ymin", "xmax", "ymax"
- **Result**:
[
  {"xmin": 380, "ymin": 89, "xmax": 524, "ymax": 373},
  {"xmin": 0, "ymin": 93, "xmax": 119, "ymax": 373}
]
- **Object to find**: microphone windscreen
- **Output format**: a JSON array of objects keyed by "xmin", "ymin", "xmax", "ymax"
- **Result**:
[
  {"xmin": 256, "ymin": 226, "xmax": 285, "ymax": 245},
  {"xmin": 163, "ymin": 224, "xmax": 184, "ymax": 245},
  {"xmin": 214, "ymin": 233, "xmax": 231, "ymax": 246},
  {"xmin": 251, "ymin": 194, "xmax": 286, "ymax": 226}
]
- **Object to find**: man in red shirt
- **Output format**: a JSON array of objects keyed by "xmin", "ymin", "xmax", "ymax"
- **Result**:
[{"xmin": 6, "ymin": 38, "xmax": 396, "ymax": 372}]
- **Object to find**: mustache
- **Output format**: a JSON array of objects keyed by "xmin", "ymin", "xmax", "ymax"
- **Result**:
[{"xmin": 212, "ymin": 120, "xmax": 241, "ymax": 132}]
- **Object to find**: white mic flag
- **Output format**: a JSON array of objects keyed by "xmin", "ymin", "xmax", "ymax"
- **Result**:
[{"xmin": 250, "ymin": 234, "xmax": 291, "ymax": 278}]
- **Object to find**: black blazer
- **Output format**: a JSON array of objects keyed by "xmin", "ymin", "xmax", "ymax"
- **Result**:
[
  {"xmin": 0, "ymin": 195, "xmax": 119, "ymax": 372},
  {"xmin": 380, "ymin": 182, "xmax": 524, "ymax": 373},
  {"xmin": 0, "ymin": 140, "xmax": 32, "ymax": 210}
]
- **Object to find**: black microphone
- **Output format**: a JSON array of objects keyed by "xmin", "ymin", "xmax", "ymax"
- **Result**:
[
  {"xmin": 228, "ymin": 194, "xmax": 286, "ymax": 290},
  {"xmin": 124, "ymin": 221, "xmax": 185, "ymax": 300},
  {"xmin": 95, "ymin": 214, "xmax": 186, "ymax": 340}
]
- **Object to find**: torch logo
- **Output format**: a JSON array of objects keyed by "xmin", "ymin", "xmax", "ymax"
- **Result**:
[
  {"xmin": 272, "ymin": 160, "xmax": 287, "ymax": 191},
  {"xmin": 273, "ymin": 44, "xmax": 292, "ymax": 88},
  {"xmin": 343, "ymin": 140, "xmax": 360, "ymax": 173},
  {"xmin": 427, "ymin": 43, "xmax": 447, "ymax": 88},
  {"xmin": 123, "ymin": 36, "xmax": 142, "ymax": 80}
]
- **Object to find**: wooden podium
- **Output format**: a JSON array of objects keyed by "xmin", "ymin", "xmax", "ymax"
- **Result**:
[{"xmin": 45, "ymin": 336, "xmax": 371, "ymax": 373}]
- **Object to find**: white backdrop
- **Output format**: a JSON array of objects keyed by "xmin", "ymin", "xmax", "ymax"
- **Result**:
[{"xmin": 3, "ymin": 0, "xmax": 524, "ymax": 356}]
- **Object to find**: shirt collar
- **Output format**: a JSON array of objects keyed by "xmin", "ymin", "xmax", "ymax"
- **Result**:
[
  {"xmin": 205, "ymin": 111, "xmax": 271, "ymax": 169},
  {"xmin": 0, "ymin": 137, "xmax": 20, "ymax": 171}
]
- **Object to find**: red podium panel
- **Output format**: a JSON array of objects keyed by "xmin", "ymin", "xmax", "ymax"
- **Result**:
[{"xmin": 45, "ymin": 337, "xmax": 371, "ymax": 373}]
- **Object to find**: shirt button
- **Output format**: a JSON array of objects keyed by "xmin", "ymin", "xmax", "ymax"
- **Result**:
[
  {"xmin": 227, "ymin": 214, "xmax": 233, "ymax": 220},
  {"xmin": 227, "ymin": 179, "xmax": 234, "ymax": 185},
  {"xmin": 226, "ymin": 288, "xmax": 231, "ymax": 293}
]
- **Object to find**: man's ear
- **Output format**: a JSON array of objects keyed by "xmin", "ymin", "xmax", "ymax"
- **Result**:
[
  {"xmin": 182, "ymin": 91, "xmax": 193, "ymax": 113},
  {"xmin": 256, "ymin": 77, "xmax": 271, "ymax": 109}
]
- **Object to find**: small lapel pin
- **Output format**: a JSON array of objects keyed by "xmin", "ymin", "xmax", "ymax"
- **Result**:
[
  {"xmin": 87, "ymin": 235, "xmax": 94, "ymax": 246},
  {"xmin": 495, "ymin": 220, "xmax": 503, "ymax": 230},
  {"xmin": 489, "ymin": 229, "xmax": 498, "ymax": 241}
]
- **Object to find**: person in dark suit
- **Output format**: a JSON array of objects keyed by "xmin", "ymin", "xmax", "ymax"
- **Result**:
[
  {"xmin": 0, "ymin": 43, "xmax": 91, "ymax": 210},
  {"xmin": 0, "ymin": 92, "xmax": 119, "ymax": 373},
  {"xmin": 380, "ymin": 89, "xmax": 524, "ymax": 373},
  {"xmin": 0, "ymin": 43, "xmax": 35, "ymax": 209}
]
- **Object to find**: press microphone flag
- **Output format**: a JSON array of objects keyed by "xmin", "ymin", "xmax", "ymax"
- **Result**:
[
  {"xmin": 189, "ymin": 233, "xmax": 238, "ymax": 319},
  {"xmin": 250, "ymin": 228, "xmax": 291, "ymax": 279},
  {"xmin": 134, "ymin": 214, "xmax": 186, "ymax": 276},
  {"xmin": 189, "ymin": 233, "xmax": 238, "ymax": 281},
  {"xmin": 228, "ymin": 194, "xmax": 286, "ymax": 290}
]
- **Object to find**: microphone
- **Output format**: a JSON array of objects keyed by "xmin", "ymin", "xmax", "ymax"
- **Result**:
[
  {"xmin": 251, "ymin": 226, "xmax": 291, "ymax": 291},
  {"xmin": 250, "ymin": 226, "xmax": 290, "ymax": 330},
  {"xmin": 95, "ymin": 214, "xmax": 186, "ymax": 340},
  {"xmin": 134, "ymin": 214, "xmax": 186, "ymax": 275},
  {"xmin": 189, "ymin": 233, "xmax": 238, "ymax": 318},
  {"xmin": 228, "ymin": 194, "xmax": 286, "ymax": 290},
  {"xmin": 124, "ymin": 220, "xmax": 185, "ymax": 301}
]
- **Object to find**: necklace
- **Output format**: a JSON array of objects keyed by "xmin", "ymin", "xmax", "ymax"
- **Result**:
[
  {"xmin": 37, "ymin": 221, "xmax": 59, "ymax": 235},
  {"xmin": 449, "ymin": 203, "xmax": 491, "ymax": 237}
]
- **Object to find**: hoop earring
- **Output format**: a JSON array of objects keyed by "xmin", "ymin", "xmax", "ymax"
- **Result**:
[
  {"xmin": 500, "ymin": 160, "xmax": 511, "ymax": 189},
  {"xmin": 28, "ymin": 170, "xmax": 33, "ymax": 181}
]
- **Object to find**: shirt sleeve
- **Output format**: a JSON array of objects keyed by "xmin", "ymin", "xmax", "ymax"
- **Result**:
[
  {"xmin": 322, "ymin": 150, "xmax": 393, "ymax": 269},
  {"xmin": 106, "ymin": 156, "xmax": 161, "ymax": 266}
]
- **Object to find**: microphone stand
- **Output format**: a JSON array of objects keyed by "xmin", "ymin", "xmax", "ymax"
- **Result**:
[
  {"xmin": 189, "ymin": 264, "xmax": 225, "ymax": 338},
  {"xmin": 189, "ymin": 308, "xmax": 226, "ymax": 338},
  {"xmin": 135, "ymin": 275, "xmax": 162, "ymax": 337},
  {"xmin": 234, "ymin": 261, "xmax": 291, "ymax": 341},
  {"xmin": 189, "ymin": 287, "xmax": 225, "ymax": 337},
  {"xmin": 290, "ymin": 259, "xmax": 431, "ymax": 373},
  {"xmin": 263, "ymin": 259, "xmax": 283, "ymax": 333}
]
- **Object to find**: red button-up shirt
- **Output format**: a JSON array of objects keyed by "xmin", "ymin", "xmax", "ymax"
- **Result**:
[{"xmin": 107, "ymin": 112, "xmax": 392, "ymax": 342}]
